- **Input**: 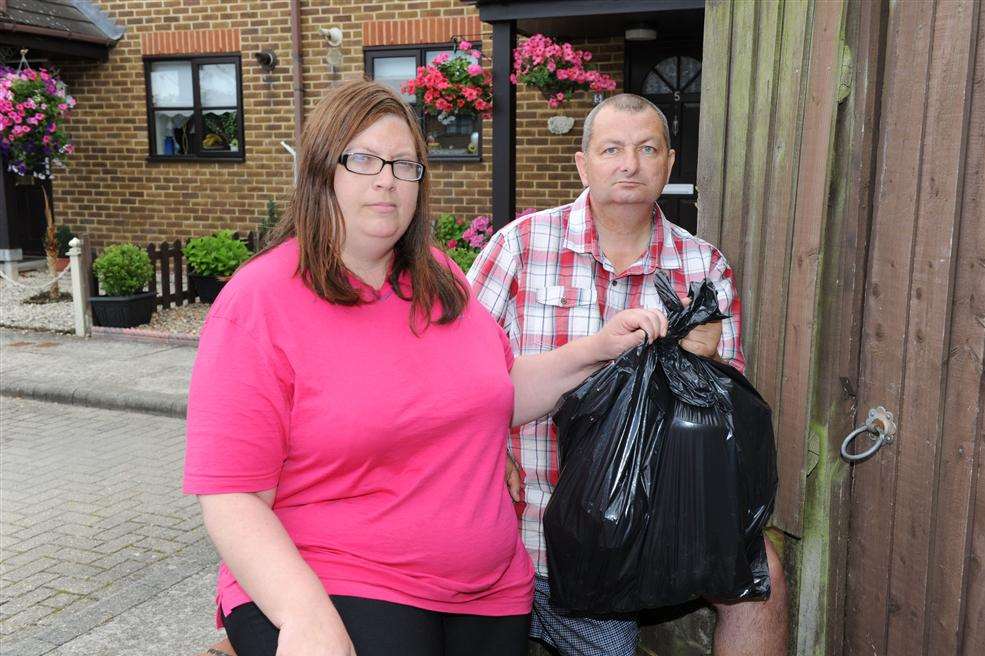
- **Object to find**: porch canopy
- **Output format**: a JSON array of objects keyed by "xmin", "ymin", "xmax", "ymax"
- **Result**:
[
  {"xmin": 464, "ymin": 0, "xmax": 704, "ymax": 228},
  {"xmin": 0, "ymin": 0, "xmax": 124, "ymax": 62}
]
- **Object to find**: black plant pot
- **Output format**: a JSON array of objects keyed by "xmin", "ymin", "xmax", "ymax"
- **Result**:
[
  {"xmin": 188, "ymin": 274, "xmax": 228, "ymax": 304},
  {"xmin": 90, "ymin": 291, "xmax": 156, "ymax": 328}
]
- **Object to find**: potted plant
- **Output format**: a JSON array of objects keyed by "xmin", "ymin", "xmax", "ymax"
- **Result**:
[
  {"xmin": 402, "ymin": 40, "xmax": 493, "ymax": 122},
  {"xmin": 54, "ymin": 225, "xmax": 76, "ymax": 271},
  {"xmin": 510, "ymin": 35, "xmax": 616, "ymax": 133},
  {"xmin": 183, "ymin": 229, "xmax": 252, "ymax": 303},
  {"xmin": 90, "ymin": 244, "xmax": 156, "ymax": 328}
]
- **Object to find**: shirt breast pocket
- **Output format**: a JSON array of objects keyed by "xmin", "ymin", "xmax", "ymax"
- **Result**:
[
  {"xmin": 535, "ymin": 285, "xmax": 594, "ymax": 308},
  {"xmin": 531, "ymin": 285, "xmax": 599, "ymax": 340}
]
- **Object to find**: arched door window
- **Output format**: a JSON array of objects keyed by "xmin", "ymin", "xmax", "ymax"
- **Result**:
[{"xmin": 642, "ymin": 55, "xmax": 702, "ymax": 98}]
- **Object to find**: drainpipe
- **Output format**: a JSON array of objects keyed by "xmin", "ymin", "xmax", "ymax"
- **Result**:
[{"xmin": 290, "ymin": 0, "xmax": 304, "ymax": 151}]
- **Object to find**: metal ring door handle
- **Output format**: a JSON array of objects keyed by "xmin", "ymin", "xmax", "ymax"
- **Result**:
[{"xmin": 840, "ymin": 406, "xmax": 897, "ymax": 462}]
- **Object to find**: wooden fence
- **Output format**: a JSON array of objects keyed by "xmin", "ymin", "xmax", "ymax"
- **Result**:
[{"xmin": 87, "ymin": 231, "xmax": 262, "ymax": 309}]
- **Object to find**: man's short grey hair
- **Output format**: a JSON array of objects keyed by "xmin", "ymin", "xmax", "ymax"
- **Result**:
[{"xmin": 581, "ymin": 93, "xmax": 670, "ymax": 153}]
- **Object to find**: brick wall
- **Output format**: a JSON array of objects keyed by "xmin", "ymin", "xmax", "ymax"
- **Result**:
[{"xmin": 48, "ymin": 1, "xmax": 626, "ymax": 246}]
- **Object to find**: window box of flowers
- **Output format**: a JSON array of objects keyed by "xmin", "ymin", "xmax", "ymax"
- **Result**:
[{"xmin": 402, "ymin": 40, "xmax": 493, "ymax": 124}]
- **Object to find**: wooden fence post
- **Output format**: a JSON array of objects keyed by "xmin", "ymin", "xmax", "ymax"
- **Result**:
[
  {"xmin": 173, "ymin": 238, "xmax": 186, "ymax": 306},
  {"xmin": 159, "ymin": 239, "xmax": 172, "ymax": 309}
]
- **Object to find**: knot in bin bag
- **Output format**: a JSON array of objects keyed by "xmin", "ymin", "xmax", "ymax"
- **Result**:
[{"xmin": 544, "ymin": 274, "xmax": 777, "ymax": 613}]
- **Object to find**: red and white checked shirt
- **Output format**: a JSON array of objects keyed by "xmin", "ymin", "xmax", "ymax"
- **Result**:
[{"xmin": 467, "ymin": 187, "xmax": 745, "ymax": 576}]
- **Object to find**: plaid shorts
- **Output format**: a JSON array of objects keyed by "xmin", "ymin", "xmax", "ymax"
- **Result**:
[{"xmin": 529, "ymin": 576, "xmax": 639, "ymax": 656}]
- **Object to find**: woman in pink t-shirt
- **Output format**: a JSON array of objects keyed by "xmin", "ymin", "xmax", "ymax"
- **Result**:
[{"xmin": 184, "ymin": 80, "xmax": 667, "ymax": 656}]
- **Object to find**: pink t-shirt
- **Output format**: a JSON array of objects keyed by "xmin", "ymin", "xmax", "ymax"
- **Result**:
[{"xmin": 183, "ymin": 239, "xmax": 533, "ymax": 624}]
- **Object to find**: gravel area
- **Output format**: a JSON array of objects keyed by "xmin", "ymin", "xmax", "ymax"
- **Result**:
[
  {"xmin": 1, "ymin": 270, "xmax": 208, "ymax": 337},
  {"xmin": 0, "ymin": 269, "xmax": 74, "ymax": 332}
]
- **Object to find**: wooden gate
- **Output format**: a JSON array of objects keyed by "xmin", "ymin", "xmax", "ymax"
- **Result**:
[
  {"xmin": 842, "ymin": 1, "xmax": 984, "ymax": 654},
  {"xmin": 697, "ymin": 0, "xmax": 984, "ymax": 653}
]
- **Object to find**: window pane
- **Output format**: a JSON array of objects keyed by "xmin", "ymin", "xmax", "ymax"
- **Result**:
[
  {"xmin": 643, "ymin": 71, "xmax": 672, "ymax": 95},
  {"xmin": 202, "ymin": 110, "xmax": 240, "ymax": 152},
  {"xmin": 680, "ymin": 57, "xmax": 701, "ymax": 89},
  {"xmin": 425, "ymin": 49, "xmax": 478, "ymax": 66},
  {"xmin": 656, "ymin": 57, "xmax": 679, "ymax": 87},
  {"xmin": 373, "ymin": 56, "xmax": 416, "ymax": 103},
  {"xmin": 150, "ymin": 61, "xmax": 193, "ymax": 108},
  {"xmin": 425, "ymin": 114, "xmax": 478, "ymax": 157},
  {"xmin": 684, "ymin": 71, "xmax": 702, "ymax": 93},
  {"xmin": 200, "ymin": 63, "xmax": 238, "ymax": 108},
  {"xmin": 154, "ymin": 110, "xmax": 194, "ymax": 155}
]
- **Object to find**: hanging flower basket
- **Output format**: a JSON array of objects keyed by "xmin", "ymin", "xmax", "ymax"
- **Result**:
[
  {"xmin": 0, "ymin": 63, "xmax": 76, "ymax": 180},
  {"xmin": 402, "ymin": 40, "xmax": 493, "ymax": 122},
  {"xmin": 511, "ymin": 34, "xmax": 617, "ymax": 111},
  {"xmin": 1, "ymin": 54, "xmax": 77, "ymax": 299}
]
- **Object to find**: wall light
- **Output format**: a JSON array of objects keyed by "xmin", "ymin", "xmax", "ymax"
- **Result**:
[{"xmin": 625, "ymin": 24, "xmax": 657, "ymax": 42}]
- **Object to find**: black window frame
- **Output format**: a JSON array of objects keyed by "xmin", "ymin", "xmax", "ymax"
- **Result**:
[
  {"xmin": 364, "ymin": 43, "xmax": 484, "ymax": 162},
  {"xmin": 143, "ymin": 54, "xmax": 246, "ymax": 162}
]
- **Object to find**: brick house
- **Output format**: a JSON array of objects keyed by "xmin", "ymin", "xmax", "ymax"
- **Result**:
[
  {"xmin": 4, "ymin": 2, "xmax": 983, "ymax": 655},
  {"xmin": 2, "ymin": 0, "xmax": 701, "ymax": 256}
]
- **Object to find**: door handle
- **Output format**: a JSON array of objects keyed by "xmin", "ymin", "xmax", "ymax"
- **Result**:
[{"xmin": 840, "ymin": 406, "xmax": 897, "ymax": 462}]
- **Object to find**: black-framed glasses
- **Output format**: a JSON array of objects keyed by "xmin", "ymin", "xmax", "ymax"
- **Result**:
[{"xmin": 338, "ymin": 153, "xmax": 425, "ymax": 182}]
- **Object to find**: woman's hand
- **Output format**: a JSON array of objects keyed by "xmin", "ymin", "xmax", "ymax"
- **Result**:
[
  {"xmin": 276, "ymin": 610, "xmax": 357, "ymax": 656},
  {"xmin": 587, "ymin": 308, "xmax": 668, "ymax": 363},
  {"xmin": 505, "ymin": 453, "xmax": 521, "ymax": 502}
]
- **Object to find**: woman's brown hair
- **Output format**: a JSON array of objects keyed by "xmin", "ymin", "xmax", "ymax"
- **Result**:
[{"xmin": 261, "ymin": 79, "xmax": 468, "ymax": 330}]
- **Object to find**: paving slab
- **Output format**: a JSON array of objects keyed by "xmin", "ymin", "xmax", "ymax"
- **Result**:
[
  {"xmin": 0, "ymin": 328, "xmax": 195, "ymax": 417},
  {"xmin": 0, "ymin": 398, "xmax": 221, "ymax": 655}
]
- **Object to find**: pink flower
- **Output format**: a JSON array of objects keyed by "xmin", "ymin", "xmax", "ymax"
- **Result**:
[
  {"xmin": 447, "ymin": 239, "xmax": 458, "ymax": 249},
  {"xmin": 461, "ymin": 86, "xmax": 480, "ymax": 101},
  {"xmin": 433, "ymin": 52, "xmax": 451, "ymax": 65},
  {"xmin": 582, "ymin": 51, "xmax": 592, "ymax": 61},
  {"xmin": 458, "ymin": 40, "xmax": 472, "ymax": 51},
  {"xmin": 467, "ymin": 63, "xmax": 482, "ymax": 76}
]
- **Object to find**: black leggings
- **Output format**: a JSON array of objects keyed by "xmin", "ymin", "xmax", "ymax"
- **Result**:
[{"xmin": 223, "ymin": 597, "xmax": 530, "ymax": 656}]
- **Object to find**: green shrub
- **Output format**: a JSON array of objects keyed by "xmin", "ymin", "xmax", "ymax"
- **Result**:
[
  {"xmin": 55, "ymin": 225, "xmax": 76, "ymax": 257},
  {"xmin": 92, "ymin": 244, "xmax": 154, "ymax": 297},
  {"xmin": 183, "ymin": 230, "xmax": 251, "ymax": 277}
]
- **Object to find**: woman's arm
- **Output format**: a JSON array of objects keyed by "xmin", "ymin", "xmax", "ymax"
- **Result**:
[
  {"xmin": 198, "ymin": 491, "xmax": 356, "ymax": 656},
  {"xmin": 510, "ymin": 308, "xmax": 667, "ymax": 426}
]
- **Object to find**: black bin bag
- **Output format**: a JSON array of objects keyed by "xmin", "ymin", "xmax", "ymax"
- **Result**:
[{"xmin": 543, "ymin": 274, "xmax": 778, "ymax": 613}]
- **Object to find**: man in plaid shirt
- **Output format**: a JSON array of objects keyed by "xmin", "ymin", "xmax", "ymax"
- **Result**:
[{"xmin": 469, "ymin": 94, "xmax": 788, "ymax": 656}]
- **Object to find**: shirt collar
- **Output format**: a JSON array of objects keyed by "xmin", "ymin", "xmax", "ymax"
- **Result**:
[{"xmin": 563, "ymin": 187, "xmax": 684, "ymax": 274}]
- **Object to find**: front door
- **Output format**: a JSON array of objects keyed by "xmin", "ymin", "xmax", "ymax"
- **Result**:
[
  {"xmin": 1, "ymin": 165, "xmax": 48, "ymax": 256},
  {"xmin": 627, "ymin": 38, "xmax": 702, "ymax": 234}
]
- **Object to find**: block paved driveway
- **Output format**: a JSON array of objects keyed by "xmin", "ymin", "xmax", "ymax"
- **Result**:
[{"xmin": 0, "ymin": 397, "xmax": 223, "ymax": 655}]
